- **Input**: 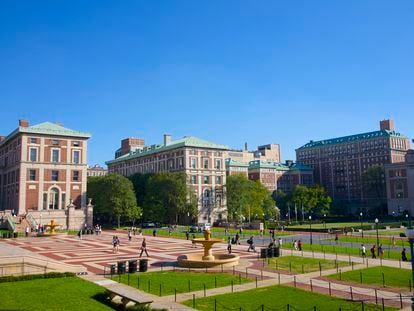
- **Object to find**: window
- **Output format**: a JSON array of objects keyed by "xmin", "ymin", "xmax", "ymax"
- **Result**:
[
  {"xmin": 204, "ymin": 159, "xmax": 209, "ymax": 169},
  {"xmin": 52, "ymin": 139, "xmax": 60, "ymax": 146},
  {"xmin": 29, "ymin": 170, "xmax": 36, "ymax": 181},
  {"xmin": 30, "ymin": 138, "xmax": 37, "ymax": 144},
  {"xmin": 204, "ymin": 176, "xmax": 210, "ymax": 184},
  {"xmin": 73, "ymin": 150, "xmax": 80, "ymax": 164},
  {"xmin": 29, "ymin": 148, "xmax": 37, "ymax": 161},
  {"xmin": 73, "ymin": 171, "xmax": 79, "ymax": 182},
  {"xmin": 216, "ymin": 176, "xmax": 222, "ymax": 184},
  {"xmin": 215, "ymin": 159, "xmax": 221, "ymax": 169},
  {"xmin": 191, "ymin": 175, "xmax": 197, "ymax": 184},
  {"xmin": 72, "ymin": 141, "xmax": 80, "ymax": 147},
  {"xmin": 51, "ymin": 170, "xmax": 59, "ymax": 181},
  {"xmin": 191, "ymin": 158, "xmax": 197, "ymax": 169},
  {"xmin": 52, "ymin": 149, "xmax": 60, "ymax": 162},
  {"xmin": 49, "ymin": 187, "xmax": 59, "ymax": 210}
]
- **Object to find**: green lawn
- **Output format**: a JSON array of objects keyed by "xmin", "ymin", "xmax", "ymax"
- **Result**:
[
  {"xmin": 280, "ymin": 242, "xmax": 407, "ymax": 261},
  {"xmin": 364, "ymin": 229, "xmax": 405, "ymax": 237},
  {"xmin": 327, "ymin": 266, "xmax": 413, "ymax": 290},
  {"xmin": 182, "ymin": 284, "xmax": 395, "ymax": 311},
  {"xmin": 0, "ymin": 276, "xmax": 112, "ymax": 310},
  {"xmin": 328, "ymin": 235, "xmax": 408, "ymax": 247},
  {"xmin": 109, "ymin": 271, "xmax": 251, "ymax": 296},
  {"xmin": 267, "ymin": 256, "xmax": 349, "ymax": 274},
  {"xmin": 287, "ymin": 222, "xmax": 372, "ymax": 230}
]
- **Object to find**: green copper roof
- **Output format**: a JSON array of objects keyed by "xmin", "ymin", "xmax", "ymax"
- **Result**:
[
  {"xmin": 225, "ymin": 158, "xmax": 249, "ymax": 167},
  {"xmin": 297, "ymin": 130, "xmax": 407, "ymax": 150},
  {"xmin": 107, "ymin": 136, "xmax": 228, "ymax": 165},
  {"xmin": 1, "ymin": 121, "xmax": 91, "ymax": 146},
  {"xmin": 248, "ymin": 160, "xmax": 312, "ymax": 171}
]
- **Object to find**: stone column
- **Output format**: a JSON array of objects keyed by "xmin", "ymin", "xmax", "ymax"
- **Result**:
[
  {"xmin": 86, "ymin": 198, "xmax": 93, "ymax": 227},
  {"xmin": 67, "ymin": 199, "xmax": 76, "ymax": 231}
]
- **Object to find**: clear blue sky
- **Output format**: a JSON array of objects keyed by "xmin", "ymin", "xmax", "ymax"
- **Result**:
[{"xmin": 1, "ymin": 1, "xmax": 413, "ymax": 166}]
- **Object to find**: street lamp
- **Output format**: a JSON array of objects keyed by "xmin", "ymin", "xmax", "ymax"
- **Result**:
[
  {"xmin": 375, "ymin": 218, "xmax": 379, "ymax": 256},
  {"xmin": 360, "ymin": 212, "xmax": 364, "ymax": 238},
  {"xmin": 405, "ymin": 228, "xmax": 414, "ymax": 310},
  {"xmin": 309, "ymin": 215, "xmax": 313, "ymax": 245},
  {"xmin": 323, "ymin": 214, "xmax": 326, "ymax": 230}
]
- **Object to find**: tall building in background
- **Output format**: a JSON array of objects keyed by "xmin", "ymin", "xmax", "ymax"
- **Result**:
[
  {"xmin": 87, "ymin": 164, "xmax": 108, "ymax": 177},
  {"xmin": 0, "ymin": 120, "xmax": 92, "ymax": 230},
  {"xmin": 296, "ymin": 120, "xmax": 410, "ymax": 206},
  {"xmin": 107, "ymin": 135, "xmax": 228, "ymax": 224}
]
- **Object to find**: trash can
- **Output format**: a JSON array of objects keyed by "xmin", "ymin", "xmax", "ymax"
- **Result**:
[
  {"xmin": 13, "ymin": 232, "xmax": 18, "ymax": 238},
  {"xmin": 260, "ymin": 248, "xmax": 267, "ymax": 259},
  {"xmin": 128, "ymin": 260, "xmax": 137, "ymax": 273},
  {"xmin": 110, "ymin": 264, "xmax": 116, "ymax": 275},
  {"xmin": 267, "ymin": 248, "xmax": 274, "ymax": 258},
  {"xmin": 273, "ymin": 247, "xmax": 280, "ymax": 257},
  {"xmin": 139, "ymin": 259, "xmax": 148, "ymax": 272},
  {"xmin": 117, "ymin": 261, "xmax": 126, "ymax": 274}
]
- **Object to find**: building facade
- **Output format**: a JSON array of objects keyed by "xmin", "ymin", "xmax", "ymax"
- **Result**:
[
  {"xmin": 107, "ymin": 135, "xmax": 228, "ymax": 224},
  {"xmin": 296, "ymin": 120, "xmax": 410, "ymax": 203},
  {"xmin": 87, "ymin": 164, "xmax": 108, "ymax": 177},
  {"xmin": 0, "ymin": 120, "xmax": 92, "ymax": 229},
  {"xmin": 385, "ymin": 150, "xmax": 414, "ymax": 216},
  {"xmin": 225, "ymin": 143, "xmax": 281, "ymax": 164}
]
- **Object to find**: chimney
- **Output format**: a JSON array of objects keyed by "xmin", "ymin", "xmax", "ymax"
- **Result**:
[
  {"xmin": 380, "ymin": 119, "xmax": 395, "ymax": 131},
  {"xmin": 0, "ymin": 136, "xmax": 5, "ymax": 142},
  {"xmin": 164, "ymin": 134, "xmax": 172, "ymax": 146},
  {"xmin": 19, "ymin": 119, "xmax": 29, "ymax": 127},
  {"xmin": 244, "ymin": 142, "xmax": 248, "ymax": 151}
]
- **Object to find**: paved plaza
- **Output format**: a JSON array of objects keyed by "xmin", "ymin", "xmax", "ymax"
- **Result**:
[{"xmin": 1, "ymin": 231, "xmax": 413, "ymax": 310}]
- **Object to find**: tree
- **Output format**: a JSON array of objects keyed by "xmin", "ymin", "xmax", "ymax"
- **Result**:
[
  {"xmin": 87, "ymin": 173, "xmax": 138, "ymax": 227},
  {"xmin": 226, "ymin": 174, "xmax": 252, "ymax": 222},
  {"xmin": 362, "ymin": 165, "xmax": 386, "ymax": 200}
]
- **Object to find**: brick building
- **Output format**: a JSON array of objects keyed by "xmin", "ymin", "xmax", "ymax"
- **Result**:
[
  {"xmin": 107, "ymin": 135, "xmax": 228, "ymax": 224},
  {"xmin": 385, "ymin": 150, "xmax": 414, "ymax": 216},
  {"xmin": 296, "ymin": 120, "xmax": 410, "ymax": 204},
  {"xmin": 0, "ymin": 120, "xmax": 92, "ymax": 229},
  {"xmin": 87, "ymin": 164, "xmax": 108, "ymax": 177}
]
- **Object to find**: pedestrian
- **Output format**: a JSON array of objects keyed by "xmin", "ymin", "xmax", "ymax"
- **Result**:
[
  {"xmin": 192, "ymin": 234, "xmax": 197, "ymax": 248},
  {"xmin": 112, "ymin": 236, "xmax": 117, "ymax": 253},
  {"xmin": 185, "ymin": 231, "xmax": 189, "ymax": 240},
  {"xmin": 402, "ymin": 248, "xmax": 408, "ymax": 262},
  {"xmin": 227, "ymin": 237, "xmax": 232, "ymax": 254},
  {"xmin": 235, "ymin": 233, "xmax": 240, "ymax": 245},
  {"xmin": 152, "ymin": 229, "xmax": 157, "ymax": 237},
  {"xmin": 361, "ymin": 244, "xmax": 366, "ymax": 258},
  {"xmin": 298, "ymin": 240, "xmax": 302, "ymax": 251},
  {"xmin": 139, "ymin": 238, "xmax": 149, "ymax": 257},
  {"xmin": 25, "ymin": 226, "xmax": 29, "ymax": 238},
  {"xmin": 247, "ymin": 236, "xmax": 256, "ymax": 252},
  {"xmin": 370, "ymin": 245, "xmax": 376, "ymax": 259},
  {"xmin": 128, "ymin": 230, "xmax": 132, "ymax": 242},
  {"xmin": 378, "ymin": 244, "xmax": 384, "ymax": 259},
  {"xmin": 293, "ymin": 240, "xmax": 298, "ymax": 251},
  {"xmin": 335, "ymin": 234, "xmax": 339, "ymax": 243},
  {"xmin": 78, "ymin": 229, "xmax": 82, "ymax": 240},
  {"xmin": 278, "ymin": 237, "xmax": 282, "ymax": 247}
]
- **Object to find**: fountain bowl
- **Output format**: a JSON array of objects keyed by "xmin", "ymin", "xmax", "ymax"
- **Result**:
[{"xmin": 177, "ymin": 253, "xmax": 240, "ymax": 268}]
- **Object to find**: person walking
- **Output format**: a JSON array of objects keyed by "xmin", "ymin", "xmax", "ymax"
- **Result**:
[
  {"xmin": 298, "ymin": 240, "xmax": 302, "ymax": 251},
  {"xmin": 112, "ymin": 236, "xmax": 117, "ymax": 253},
  {"xmin": 25, "ymin": 226, "xmax": 30, "ymax": 238},
  {"xmin": 293, "ymin": 240, "xmax": 298, "ymax": 251},
  {"xmin": 227, "ymin": 237, "xmax": 232, "ymax": 254},
  {"xmin": 185, "ymin": 231, "xmax": 189, "ymax": 240},
  {"xmin": 128, "ymin": 230, "xmax": 132, "ymax": 242},
  {"xmin": 378, "ymin": 244, "xmax": 384, "ymax": 259},
  {"xmin": 78, "ymin": 229, "xmax": 82, "ymax": 240},
  {"xmin": 235, "ymin": 233, "xmax": 240, "ymax": 245},
  {"xmin": 361, "ymin": 244, "xmax": 366, "ymax": 258},
  {"xmin": 247, "ymin": 236, "xmax": 256, "ymax": 252},
  {"xmin": 370, "ymin": 245, "xmax": 376, "ymax": 259},
  {"xmin": 192, "ymin": 233, "xmax": 197, "ymax": 248},
  {"xmin": 402, "ymin": 248, "xmax": 408, "ymax": 262},
  {"xmin": 139, "ymin": 238, "xmax": 149, "ymax": 257}
]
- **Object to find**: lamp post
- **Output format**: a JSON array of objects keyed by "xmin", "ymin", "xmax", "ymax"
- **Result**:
[
  {"xmin": 323, "ymin": 214, "xmax": 326, "ymax": 230},
  {"xmin": 407, "ymin": 213, "xmax": 412, "ymax": 229},
  {"xmin": 405, "ymin": 228, "xmax": 414, "ymax": 311},
  {"xmin": 309, "ymin": 215, "xmax": 313, "ymax": 245},
  {"xmin": 375, "ymin": 218, "xmax": 379, "ymax": 257},
  {"xmin": 360, "ymin": 212, "xmax": 364, "ymax": 238}
]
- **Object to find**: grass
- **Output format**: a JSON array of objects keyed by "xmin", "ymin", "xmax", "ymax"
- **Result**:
[
  {"xmin": 108, "ymin": 271, "xmax": 252, "ymax": 296},
  {"xmin": 267, "ymin": 256, "xmax": 349, "ymax": 274},
  {"xmin": 0, "ymin": 276, "xmax": 112, "ymax": 310},
  {"xmin": 327, "ymin": 235, "xmax": 408, "ymax": 247},
  {"xmin": 287, "ymin": 222, "xmax": 373, "ymax": 230},
  {"xmin": 364, "ymin": 228, "xmax": 405, "ymax": 236},
  {"xmin": 182, "ymin": 284, "xmax": 395, "ymax": 311},
  {"xmin": 327, "ymin": 266, "xmax": 413, "ymax": 290},
  {"xmin": 280, "ymin": 242, "xmax": 407, "ymax": 261}
]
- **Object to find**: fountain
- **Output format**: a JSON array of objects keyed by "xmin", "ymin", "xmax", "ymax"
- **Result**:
[
  {"xmin": 177, "ymin": 229, "xmax": 239, "ymax": 268},
  {"xmin": 43, "ymin": 219, "xmax": 61, "ymax": 235}
]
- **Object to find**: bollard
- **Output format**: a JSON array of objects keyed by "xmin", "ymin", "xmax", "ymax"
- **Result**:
[
  {"xmin": 261, "ymin": 269, "xmax": 263, "ymax": 280},
  {"xmin": 231, "ymin": 280, "xmax": 234, "ymax": 292},
  {"xmin": 400, "ymin": 293, "xmax": 403, "ymax": 309},
  {"xmin": 310, "ymin": 279, "xmax": 313, "ymax": 292},
  {"xmin": 339, "ymin": 269, "xmax": 342, "ymax": 281},
  {"xmin": 382, "ymin": 272, "xmax": 385, "ymax": 288},
  {"xmin": 215, "ymin": 276, "xmax": 217, "ymax": 288},
  {"xmin": 246, "ymin": 267, "xmax": 248, "ymax": 278},
  {"xmin": 160, "ymin": 284, "xmax": 162, "ymax": 297},
  {"xmin": 375, "ymin": 289, "xmax": 378, "ymax": 304},
  {"xmin": 361, "ymin": 301, "xmax": 364, "ymax": 311},
  {"xmin": 193, "ymin": 294, "xmax": 195, "ymax": 308},
  {"xmin": 278, "ymin": 272, "xmax": 280, "ymax": 284},
  {"xmin": 175, "ymin": 288, "xmax": 177, "ymax": 302},
  {"xmin": 294, "ymin": 276, "xmax": 296, "ymax": 288},
  {"xmin": 329, "ymin": 282, "xmax": 332, "ymax": 296},
  {"xmin": 302, "ymin": 264, "xmax": 304, "ymax": 274},
  {"xmin": 409, "ymin": 279, "xmax": 412, "ymax": 292},
  {"xmin": 287, "ymin": 304, "xmax": 290, "ymax": 311},
  {"xmin": 381, "ymin": 298, "xmax": 385, "ymax": 311},
  {"xmin": 352, "ymin": 261, "xmax": 354, "ymax": 271},
  {"xmin": 204, "ymin": 284, "xmax": 206, "ymax": 297},
  {"xmin": 360, "ymin": 272, "xmax": 362, "ymax": 284},
  {"xmin": 256, "ymin": 276, "xmax": 258, "ymax": 288},
  {"xmin": 350, "ymin": 286, "xmax": 353, "ymax": 300},
  {"xmin": 319, "ymin": 262, "xmax": 322, "ymax": 276}
]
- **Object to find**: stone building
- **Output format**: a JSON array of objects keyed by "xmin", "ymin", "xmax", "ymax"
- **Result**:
[
  {"xmin": 87, "ymin": 164, "xmax": 108, "ymax": 177},
  {"xmin": 0, "ymin": 120, "xmax": 92, "ymax": 230},
  {"xmin": 296, "ymin": 120, "xmax": 410, "ymax": 204},
  {"xmin": 107, "ymin": 135, "xmax": 228, "ymax": 224},
  {"xmin": 385, "ymin": 150, "xmax": 414, "ymax": 216}
]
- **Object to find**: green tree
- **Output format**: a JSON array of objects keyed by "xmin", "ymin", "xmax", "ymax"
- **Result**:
[
  {"xmin": 226, "ymin": 174, "xmax": 251, "ymax": 221},
  {"xmin": 362, "ymin": 165, "xmax": 386, "ymax": 200},
  {"xmin": 87, "ymin": 174, "xmax": 138, "ymax": 227}
]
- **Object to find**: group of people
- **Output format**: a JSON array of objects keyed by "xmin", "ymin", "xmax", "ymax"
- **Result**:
[
  {"xmin": 360, "ymin": 243, "xmax": 385, "ymax": 259},
  {"xmin": 111, "ymin": 233, "xmax": 149, "ymax": 257},
  {"xmin": 293, "ymin": 240, "xmax": 303, "ymax": 251}
]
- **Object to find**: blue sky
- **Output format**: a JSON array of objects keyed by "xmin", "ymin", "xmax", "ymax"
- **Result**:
[{"xmin": 0, "ymin": 1, "xmax": 413, "ymax": 166}]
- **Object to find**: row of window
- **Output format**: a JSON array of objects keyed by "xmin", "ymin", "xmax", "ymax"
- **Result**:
[
  {"xmin": 190, "ymin": 158, "xmax": 222, "ymax": 169},
  {"xmin": 190, "ymin": 175, "xmax": 222, "ymax": 185},
  {"xmin": 29, "ymin": 137, "xmax": 81, "ymax": 147},
  {"xmin": 29, "ymin": 148, "xmax": 81, "ymax": 164},
  {"xmin": 28, "ymin": 170, "xmax": 80, "ymax": 182}
]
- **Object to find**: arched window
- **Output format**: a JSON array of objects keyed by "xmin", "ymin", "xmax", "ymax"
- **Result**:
[{"xmin": 49, "ymin": 188, "xmax": 59, "ymax": 210}]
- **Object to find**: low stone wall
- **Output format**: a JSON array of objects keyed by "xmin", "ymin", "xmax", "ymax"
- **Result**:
[{"xmin": 28, "ymin": 208, "xmax": 91, "ymax": 231}]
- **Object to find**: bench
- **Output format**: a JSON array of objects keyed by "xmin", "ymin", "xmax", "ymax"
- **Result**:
[{"xmin": 106, "ymin": 288, "xmax": 153, "ymax": 307}]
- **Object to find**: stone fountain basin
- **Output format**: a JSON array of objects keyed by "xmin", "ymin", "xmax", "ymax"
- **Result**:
[{"xmin": 177, "ymin": 253, "xmax": 240, "ymax": 268}]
